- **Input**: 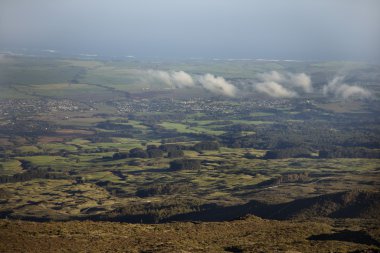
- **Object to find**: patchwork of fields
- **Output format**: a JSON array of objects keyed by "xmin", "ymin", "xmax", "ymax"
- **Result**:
[{"xmin": 0, "ymin": 55, "xmax": 379, "ymax": 251}]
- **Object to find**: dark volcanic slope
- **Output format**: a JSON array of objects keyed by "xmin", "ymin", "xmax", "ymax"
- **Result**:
[
  {"xmin": 167, "ymin": 190, "xmax": 380, "ymax": 222},
  {"xmin": 1, "ymin": 190, "xmax": 379, "ymax": 223},
  {"xmin": 269, "ymin": 190, "xmax": 380, "ymax": 220}
]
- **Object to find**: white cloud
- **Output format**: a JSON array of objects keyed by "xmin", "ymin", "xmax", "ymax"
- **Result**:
[
  {"xmin": 289, "ymin": 73, "xmax": 313, "ymax": 93},
  {"xmin": 255, "ymin": 81, "xmax": 297, "ymax": 98},
  {"xmin": 323, "ymin": 76, "xmax": 371, "ymax": 99},
  {"xmin": 198, "ymin": 73, "xmax": 238, "ymax": 97},
  {"xmin": 145, "ymin": 70, "xmax": 195, "ymax": 88},
  {"xmin": 143, "ymin": 70, "xmax": 238, "ymax": 97},
  {"xmin": 257, "ymin": 71, "xmax": 285, "ymax": 83},
  {"xmin": 254, "ymin": 71, "xmax": 312, "ymax": 98},
  {"xmin": 171, "ymin": 71, "xmax": 195, "ymax": 88}
]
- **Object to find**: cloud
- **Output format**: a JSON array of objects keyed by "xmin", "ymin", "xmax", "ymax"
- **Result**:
[
  {"xmin": 145, "ymin": 70, "xmax": 195, "ymax": 88},
  {"xmin": 146, "ymin": 70, "xmax": 171, "ymax": 86},
  {"xmin": 289, "ymin": 73, "xmax": 313, "ymax": 93},
  {"xmin": 171, "ymin": 71, "xmax": 195, "ymax": 88},
  {"xmin": 198, "ymin": 73, "xmax": 238, "ymax": 97},
  {"xmin": 258, "ymin": 71, "xmax": 285, "ymax": 83},
  {"xmin": 254, "ymin": 71, "xmax": 312, "ymax": 98},
  {"xmin": 323, "ymin": 76, "xmax": 371, "ymax": 99},
  {"xmin": 41, "ymin": 49, "xmax": 57, "ymax": 53},
  {"xmin": 255, "ymin": 81, "xmax": 297, "ymax": 98},
  {"xmin": 0, "ymin": 53, "xmax": 8, "ymax": 63},
  {"xmin": 144, "ymin": 70, "xmax": 238, "ymax": 97}
]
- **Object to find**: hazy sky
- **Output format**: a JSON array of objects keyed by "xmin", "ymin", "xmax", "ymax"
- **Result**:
[{"xmin": 1, "ymin": 0, "xmax": 379, "ymax": 60}]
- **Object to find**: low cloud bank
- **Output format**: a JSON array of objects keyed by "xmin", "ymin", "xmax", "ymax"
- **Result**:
[
  {"xmin": 323, "ymin": 76, "xmax": 371, "ymax": 99},
  {"xmin": 142, "ymin": 70, "xmax": 371, "ymax": 100},
  {"xmin": 145, "ymin": 70, "xmax": 238, "ymax": 97},
  {"xmin": 254, "ymin": 71, "xmax": 312, "ymax": 98}
]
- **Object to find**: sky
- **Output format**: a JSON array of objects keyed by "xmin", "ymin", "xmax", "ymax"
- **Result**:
[{"xmin": 0, "ymin": 0, "xmax": 379, "ymax": 61}]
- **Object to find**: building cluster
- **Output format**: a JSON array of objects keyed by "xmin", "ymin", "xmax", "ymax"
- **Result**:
[
  {"xmin": 113, "ymin": 97, "xmax": 295, "ymax": 115},
  {"xmin": 0, "ymin": 99, "xmax": 89, "ymax": 118}
]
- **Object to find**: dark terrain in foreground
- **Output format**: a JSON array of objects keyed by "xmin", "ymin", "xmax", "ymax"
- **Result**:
[
  {"xmin": 1, "ymin": 216, "xmax": 379, "ymax": 253},
  {"xmin": 1, "ymin": 190, "xmax": 379, "ymax": 252}
]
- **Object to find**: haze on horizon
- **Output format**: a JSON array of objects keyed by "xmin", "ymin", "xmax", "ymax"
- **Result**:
[{"xmin": 0, "ymin": 0, "xmax": 379, "ymax": 61}]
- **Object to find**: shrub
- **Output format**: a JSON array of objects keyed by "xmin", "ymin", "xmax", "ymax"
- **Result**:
[{"xmin": 169, "ymin": 159, "xmax": 201, "ymax": 170}]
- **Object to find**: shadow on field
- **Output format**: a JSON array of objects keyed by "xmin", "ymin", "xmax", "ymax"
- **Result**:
[
  {"xmin": 308, "ymin": 230, "xmax": 380, "ymax": 247},
  {"xmin": 128, "ymin": 168, "xmax": 176, "ymax": 174}
]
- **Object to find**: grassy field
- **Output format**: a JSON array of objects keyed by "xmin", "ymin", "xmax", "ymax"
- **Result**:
[
  {"xmin": 2, "ymin": 148, "xmax": 379, "ymax": 219},
  {"xmin": 159, "ymin": 122, "xmax": 225, "ymax": 135}
]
